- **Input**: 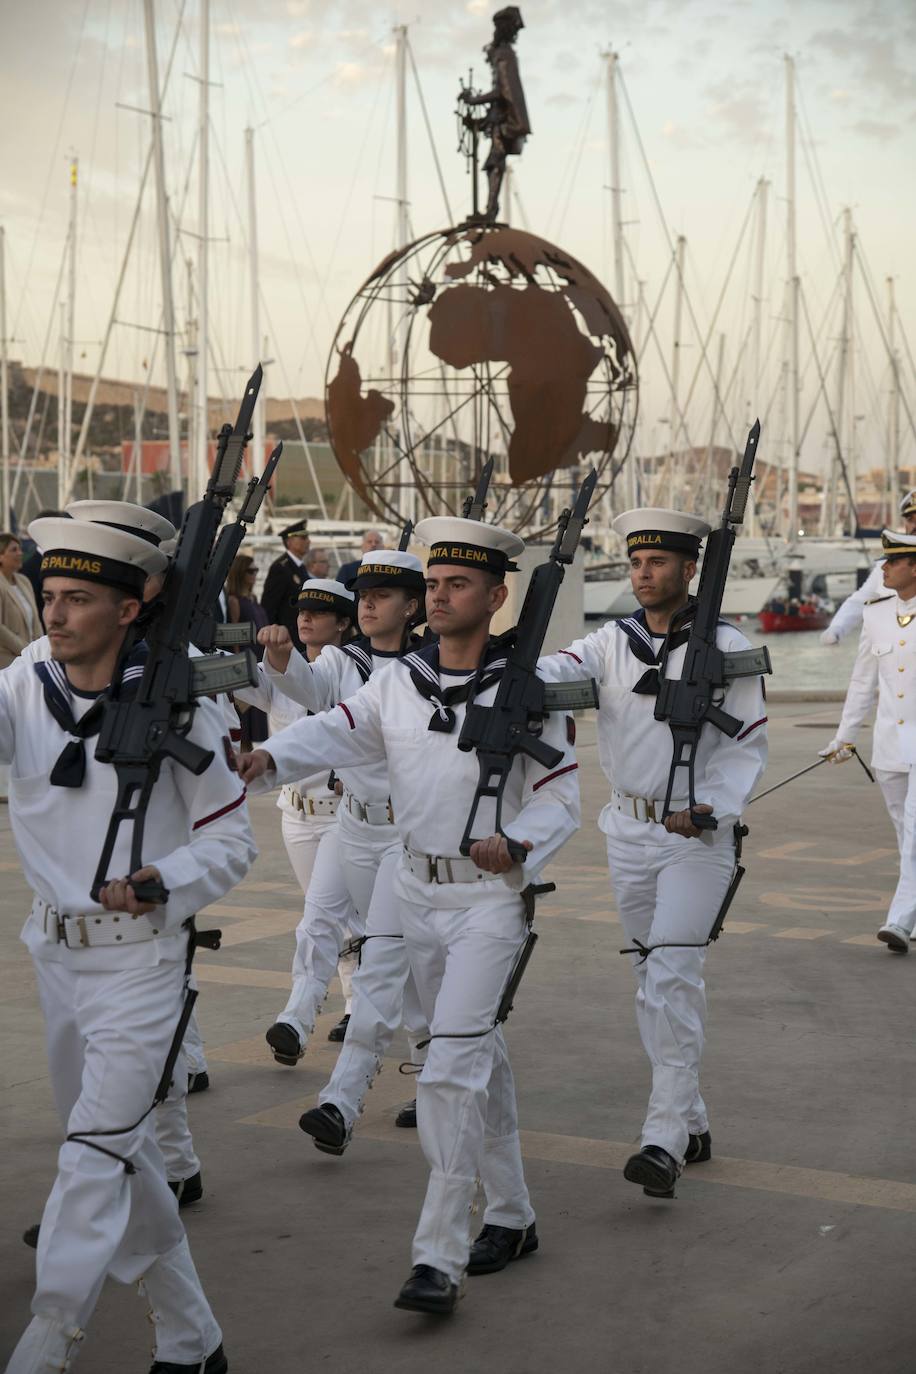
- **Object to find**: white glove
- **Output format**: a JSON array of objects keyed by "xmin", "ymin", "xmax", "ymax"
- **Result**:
[
  {"xmin": 818, "ymin": 738, "xmax": 855, "ymax": 763},
  {"xmin": 820, "ymin": 629, "xmax": 840, "ymax": 646}
]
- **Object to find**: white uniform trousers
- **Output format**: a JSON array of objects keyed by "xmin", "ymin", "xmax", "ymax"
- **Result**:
[
  {"xmin": 154, "ymin": 1043, "xmax": 200, "ymax": 1183},
  {"xmin": 605, "ymin": 812, "xmax": 737, "ymax": 1162},
  {"xmin": 885, "ymin": 767, "xmax": 916, "ymax": 936},
  {"xmin": 9, "ymin": 954, "xmax": 220, "ymax": 1368},
  {"xmin": 876, "ymin": 768, "xmax": 908, "ymax": 853},
  {"xmin": 182, "ymin": 1007, "xmax": 208, "ymax": 1076},
  {"xmin": 318, "ymin": 850, "xmax": 429, "ymax": 1128},
  {"xmin": 401, "ymin": 887, "xmax": 535, "ymax": 1285},
  {"xmin": 281, "ymin": 809, "xmax": 358, "ymax": 1015}
]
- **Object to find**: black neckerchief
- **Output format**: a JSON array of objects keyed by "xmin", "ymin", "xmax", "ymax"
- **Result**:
[
  {"xmin": 34, "ymin": 643, "xmax": 148, "ymax": 788},
  {"xmin": 403, "ymin": 635, "xmax": 510, "ymax": 733},
  {"xmin": 617, "ymin": 607, "xmax": 695, "ymax": 697}
]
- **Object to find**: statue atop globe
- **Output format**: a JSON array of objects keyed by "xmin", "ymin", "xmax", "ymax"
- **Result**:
[{"xmin": 324, "ymin": 12, "xmax": 638, "ymax": 530}]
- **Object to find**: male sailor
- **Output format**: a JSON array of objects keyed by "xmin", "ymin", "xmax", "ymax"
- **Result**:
[
  {"xmin": 820, "ymin": 529, "xmax": 916, "ymax": 952},
  {"xmin": 539, "ymin": 508, "xmax": 767, "ymax": 1198},
  {"xmin": 821, "ymin": 490, "xmax": 916, "ymax": 645},
  {"xmin": 4, "ymin": 517, "xmax": 255, "ymax": 1374},
  {"xmin": 257, "ymin": 552, "xmax": 428, "ymax": 1073},
  {"xmin": 239, "ymin": 517, "xmax": 580, "ymax": 1315},
  {"xmin": 14, "ymin": 498, "xmax": 208, "ymax": 1215}
]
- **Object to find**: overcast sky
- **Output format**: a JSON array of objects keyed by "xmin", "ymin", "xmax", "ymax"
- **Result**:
[{"xmin": 2, "ymin": 0, "xmax": 914, "ymax": 478}]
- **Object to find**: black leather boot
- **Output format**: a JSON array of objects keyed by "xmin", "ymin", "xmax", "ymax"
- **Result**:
[
  {"xmin": 327, "ymin": 1014, "xmax": 350, "ymax": 1043},
  {"xmin": 684, "ymin": 1130, "xmax": 711, "ymax": 1164},
  {"xmin": 168, "ymin": 1172, "xmax": 203, "ymax": 1208},
  {"xmin": 298, "ymin": 1103, "xmax": 349, "ymax": 1155},
  {"xmin": 393, "ymin": 1265, "xmax": 459, "ymax": 1315},
  {"xmin": 623, "ymin": 1145, "xmax": 681, "ymax": 1198},
  {"xmin": 265, "ymin": 1022, "xmax": 303, "ymax": 1066},
  {"xmin": 187, "ymin": 1070, "xmax": 210, "ymax": 1094},
  {"xmin": 148, "ymin": 1342, "xmax": 228, "ymax": 1373},
  {"xmin": 395, "ymin": 1099, "xmax": 417, "ymax": 1128},
  {"xmin": 468, "ymin": 1222, "xmax": 538, "ymax": 1275}
]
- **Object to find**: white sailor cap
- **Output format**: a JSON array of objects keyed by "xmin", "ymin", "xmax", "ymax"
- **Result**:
[
  {"xmin": 30, "ymin": 516, "xmax": 167, "ymax": 596},
  {"xmin": 350, "ymin": 549, "xmax": 426, "ymax": 594},
  {"xmin": 295, "ymin": 578, "xmax": 356, "ymax": 617},
  {"xmin": 67, "ymin": 500, "xmax": 176, "ymax": 551},
  {"xmin": 881, "ymin": 528, "xmax": 916, "ymax": 560},
  {"xmin": 900, "ymin": 490, "xmax": 916, "ymax": 518},
  {"xmin": 415, "ymin": 516, "xmax": 525, "ymax": 575},
  {"xmin": 612, "ymin": 507, "xmax": 711, "ymax": 558}
]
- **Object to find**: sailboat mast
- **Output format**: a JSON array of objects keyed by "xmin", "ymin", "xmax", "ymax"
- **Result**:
[
  {"xmin": 245, "ymin": 127, "xmax": 264, "ymax": 479},
  {"xmin": 785, "ymin": 54, "xmax": 800, "ymax": 538},
  {"xmin": 605, "ymin": 48, "xmax": 634, "ymax": 511},
  {"xmin": 58, "ymin": 301, "xmax": 66, "ymax": 506},
  {"xmin": 63, "ymin": 157, "xmax": 77, "ymax": 504},
  {"xmin": 142, "ymin": 0, "xmax": 182, "ymax": 497},
  {"xmin": 887, "ymin": 277, "xmax": 900, "ymax": 524},
  {"xmin": 669, "ymin": 233, "xmax": 686, "ymax": 461},
  {"xmin": 393, "ymin": 24, "xmax": 414, "ymax": 523},
  {"xmin": 0, "ymin": 228, "xmax": 9, "ymax": 530},
  {"xmin": 195, "ymin": 0, "xmax": 210, "ymax": 501},
  {"xmin": 823, "ymin": 207, "xmax": 853, "ymax": 536}
]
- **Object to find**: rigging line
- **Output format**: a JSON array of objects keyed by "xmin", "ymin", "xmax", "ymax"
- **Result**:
[
  {"xmin": 258, "ymin": 288, "xmax": 329, "ymax": 520},
  {"xmin": 255, "ymin": 30, "xmax": 390, "ymax": 132},
  {"xmin": 13, "ymin": 232, "xmax": 69, "ymax": 484},
  {"xmin": 406, "ymin": 36, "xmax": 454, "ymax": 224},
  {"xmin": 798, "ymin": 283, "xmax": 860, "ymax": 531},
  {"xmin": 10, "ymin": 0, "xmax": 92, "ymax": 346},
  {"xmin": 622, "ymin": 236, "xmax": 695, "ymax": 455},
  {"xmin": 855, "ymin": 240, "xmax": 916, "ymax": 451},
  {"xmin": 546, "ymin": 70, "xmax": 599, "ymax": 238},
  {"xmin": 795, "ymin": 72, "xmax": 840, "ymax": 274},
  {"xmin": 555, "ymin": 70, "xmax": 600, "ymax": 244},
  {"xmin": 895, "ymin": 307, "xmax": 916, "ymax": 427},
  {"xmin": 678, "ymin": 186, "xmax": 756, "ymax": 429}
]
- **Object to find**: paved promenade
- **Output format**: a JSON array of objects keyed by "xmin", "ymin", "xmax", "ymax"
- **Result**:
[{"xmin": 2, "ymin": 702, "xmax": 915, "ymax": 1373}]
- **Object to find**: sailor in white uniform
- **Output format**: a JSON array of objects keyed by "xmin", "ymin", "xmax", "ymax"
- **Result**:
[
  {"xmin": 14, "ymin": 499, "xmax": 207, "ymax": 1212},
  {"xmin": 239, "ymin": 518, "xmax": 580, "ymax": 1316},
  {"xmin": 539, "ymin": 508, "xmax": 767, "ymax": 1199},
  {"xmin": 4, "ymin": 518, "xmax": 255, "ymax": 1374},
  {"xmin": 821, "ymin": 529, "xmax": 916, "ymax": 952},
  {"xmin": 257, "ymin": 555, "xmax": 428, "ymax": 1070},
  {"xmin": 233, "ymin": 578, "xmax": 360, "ymax": 1043},
  {"xmin": 821, "ymin": 490, "xmax": 916, "ymax": 645}
]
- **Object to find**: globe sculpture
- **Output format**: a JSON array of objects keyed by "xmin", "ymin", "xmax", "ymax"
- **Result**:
[{"xmin": 325, "ymin": 224, "xmax": 638, "ymax": 531}]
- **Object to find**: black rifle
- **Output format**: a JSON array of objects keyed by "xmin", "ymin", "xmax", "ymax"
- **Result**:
[
  {"xmin": 189, "ymin": 441, "xmax": 283, "ymax": 651},
  {"xmin": 654, "ymin": 418, "xmax": 772, "ymax": 829},
  {"xmin": 462, "ymin": 457, "xmax": 494, "ymax": 519},
  {"xmin": 90, "ymin": 366, "xmax": 268, "ymax": 904},
  {"xmin": 457, "ymin": 469, "xmax": 599, "ymax": 861}
]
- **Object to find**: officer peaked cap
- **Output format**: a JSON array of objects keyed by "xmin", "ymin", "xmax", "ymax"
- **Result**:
[
  {"xmin": 280, "ymin": 519, "xmax": 309, "ymax": 541},
  {"xmin": 881, "ymin": 528, "xmax": 916, "ymax": 560}
]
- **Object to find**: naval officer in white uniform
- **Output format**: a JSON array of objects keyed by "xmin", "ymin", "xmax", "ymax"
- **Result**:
[
  {"xmin": 821, "ymin": 529, "xmax": 916, "ymax": 952},
  {"xmin": 821, "ymin": 490, "xmax": 916, "ymax": 645},
  {"xmin": 239, "ymin": 516, "xmax": 580, "ymax": 1315},
  {"xmin": 539, "ymin": 508, "xmax": 767, "ymax": 1198},
  {"xmin": 4, "ymin": 518, "xmax": 255, "ymax": 1374}
]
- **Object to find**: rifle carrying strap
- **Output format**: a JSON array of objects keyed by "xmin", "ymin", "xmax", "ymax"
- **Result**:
[
  {"xmin": 618, "ymin": 824, "xmax": 749, "ymax": 965},
  {"xmin": 65, "ymin": 917, "xmax": 218, "ymax": 1173},
  {"xmin": 399, "ymin": 881, "xmax": 554, "ymax": 1070}
]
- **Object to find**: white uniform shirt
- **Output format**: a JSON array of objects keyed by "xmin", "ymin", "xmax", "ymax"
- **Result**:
[
  {"xmin": 539, "ymin": 614, "xmax": 767, "ymax": 829},
  {"xmin": 235, "ymin": 656, "xmax": 337, "ymax": 818},
  {"xmin": 835, "ymin": 593, "xmax": 916, "ymax": 771},
  {"xmin": 250, "ymin": 656, "xmax": 581, "ymax": 909},
  {"xmin": 0, "ymin": 655, "xmax": 256, "ymax": 969},
  {"xmin": 263, "ymin": 643, "xmax": 399, "ymax": 807},
  {"xmin": 824, "ymin": 563, "xmax": 885, "ymax": 642}
]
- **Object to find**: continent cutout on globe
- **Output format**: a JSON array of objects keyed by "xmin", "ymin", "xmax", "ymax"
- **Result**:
[
  {"xmin": 326, "ymin": 344, "xmax": 395, "ymax": 503},
  {"xmin": 428, "ymin": 228, "xmax": 628, "ymax": 483}
]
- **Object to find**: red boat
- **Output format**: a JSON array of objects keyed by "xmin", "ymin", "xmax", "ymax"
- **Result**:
[{"xmin": 758, "ymin": 606, "xmax": 832, "ymax": 633}]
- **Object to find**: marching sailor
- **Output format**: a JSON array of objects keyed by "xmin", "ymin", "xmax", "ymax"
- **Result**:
[
  {"xmin": 821, "ymin": 490, "xmax": 916, "ymax": 645},
  {"xmin": 239, "ymin": 517, "xmax": 580, "ymax": 1315},
  {"xmin": 14, "ymin": 499, "xmax": 208, "ymax": 1212},
  {"xmin": 260, "ymin": 518, "xmax": 309, "ymax": 648},
  {"xmin": 233, "ymin": 578, "xmax": 362, "ymax": 1043},
  {"xmin": 257, "ymin": 554, "xmax": 429, "ymax": 1071},
  {"xmin": 820, "ymin": 529, "xmax": 916, "ymax": 952},
  {"xmin": 539, "ymin": 508, "xmax": 767, "ymax": 1198},
  {"xmin": 4, "ymin": 517, "xmax": 255, "ymax": 1374}
]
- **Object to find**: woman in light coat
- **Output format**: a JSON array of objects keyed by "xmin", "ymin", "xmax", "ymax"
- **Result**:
[{"xmin": 0, "ymin": 533, "xmax": 41, "ymax": 669}]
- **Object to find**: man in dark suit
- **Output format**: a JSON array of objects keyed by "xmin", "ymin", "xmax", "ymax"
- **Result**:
[{"xmin": 261, "ymin": 519, "xmax": 309, "ymax": 646}]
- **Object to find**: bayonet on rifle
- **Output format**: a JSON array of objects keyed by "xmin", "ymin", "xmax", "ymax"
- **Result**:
[
  {"xmin": 457, "ymin": 469, "xmax": 598, "ymax": 860},
  {"xmin": 462, "ymin": 458, "xmax": 494, "ymax": 520},
  {"xmin": 398, "ymin": 519, "xmax": 414, "ymax": 552}
]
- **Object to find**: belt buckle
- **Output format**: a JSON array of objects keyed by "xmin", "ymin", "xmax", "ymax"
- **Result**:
[
  {"xmin": 644, "ymin": 798, "xmax": 658, "ymax": 823},
  {"xmin": 305, "ymin": 798, "xmax": 316, "ymax": 816}
]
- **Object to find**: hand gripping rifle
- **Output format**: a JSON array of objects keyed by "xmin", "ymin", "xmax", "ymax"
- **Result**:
[
  {"xmin": 654, "ymin": 418, "xmax": 772, "ymax": 831},
  {"xmin": 89, "ymin": 366, "xmax": 268, "ymax": 905},
  {"xmin": 189, "ymin": 440, "xmax": 283, "ymax": 651},
  {"xmin": 457, "ymin": 467, "xmax": 599, "ymax": 862}
]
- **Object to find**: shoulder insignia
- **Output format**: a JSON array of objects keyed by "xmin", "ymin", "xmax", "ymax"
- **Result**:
[{"xmin": 865, "ymin": 595, "xmax": 895, "ymax": 605}]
